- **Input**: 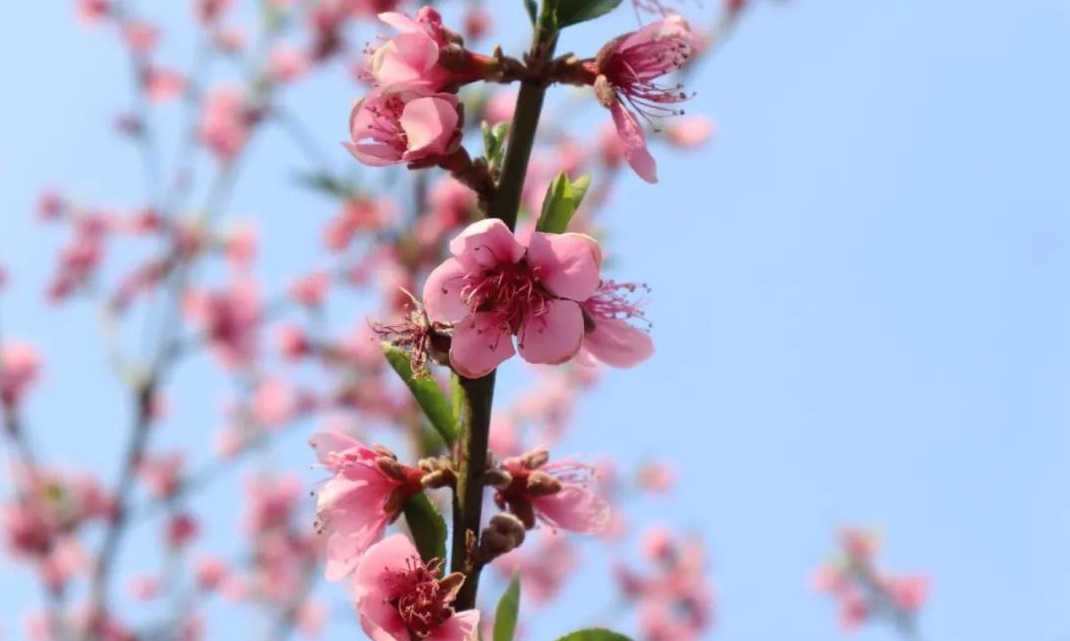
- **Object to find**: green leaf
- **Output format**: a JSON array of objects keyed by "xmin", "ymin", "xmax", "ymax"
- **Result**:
[
  {"xmin": 553, "ymin": 0, "xmax": 624, "ymax": 28},
  {"xmin": 402, "ymin": 494, "xmax": 447, "ymax": 570},
  {"xmin": 382, "ymin": 343, "xmax": 457, "ymax": 447},
  {"xmin": 493, "ymin": 574, "xmax": 522, "ymax": 641},
  {"xmin": 523, "ymin": 0, "xmax": 538, "ymax": 24},
  {"xmin": 536, "ymin": 172, "xmax": 592, "ymax": 233},
  {"xmin": 416, "ymin": 423, "xmax": 446, "ymax": 458},
  {"xmin": 481, "ymin": 121, "xmax": 510, "ymax": 173},
  {"xmin": 554, "ymin": 630, "xmax": 634, "ymax": 641}
]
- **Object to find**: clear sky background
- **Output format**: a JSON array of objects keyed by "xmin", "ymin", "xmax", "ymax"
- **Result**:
[{"xmin": 1, "ymin": 1, "xmax": 1069, "ymax": 641}]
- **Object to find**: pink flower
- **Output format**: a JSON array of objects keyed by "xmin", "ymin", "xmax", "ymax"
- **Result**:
[
  {"xmin": 578, "ymin": 280, "xmax": 653, "ymax": 368},
  {"xmin": 295, "ymin": 600, "xmax": 326, "ymax": 638},
  {"xmin": 269, "ymin": 45, "xmax": 309, "ymax": 84},
  {"xmin": 885, "ymin": 575, "xmax": 929, "ymax": 611},
  {"xmin": 618, "ymin": 529, "xmax": 715, "ymax": 641},
  {"xmin": 195, "ymin": 556, "xmax": 228, "ymax": 590},
  {"xmin": 495, "ymin": 532, "xmax": 576, "ymax": 605},
  {"xmin": 636, "ymin": 461, "xmax": 675, "ymax": 492},
  {"xmin": 364, "ymin": 8, "xmax": 457, "ymax": 90},
  {"xmin": 76, "ymin": 0, "xmax": 110, "ymax": 25},
  {"xmin": 665, "ymin": 116, "xmax": 715, "ymax": 148},
  {"xmin": 128, "ymin": 575, "xmax": 160, "ymax": 600},
  {"xmin": 277, "ymin": 324, "xmax": 311, "ymax": 360},
  {"xmin": 592, "ymin": 16, "xmax": 694, "ymax": 182},
  {"xmin": 289, "ymin": 271, "xmax": 331, "ymax": 307},
  {"xmin": 351, "ymin": 534, "xmax": 478, "ymax": 641},
  {"xmin": 222, "ymin": 223, "xmax": 258, "ymax": 268},
  {"xmin": 244, "ymin": 476, "xmax": 301, "ymax": 533},
  {"xmin": 423, "ymin": 219, "xmax": 603, "ymax": 378},
  {"xmin": 324, "ymin": 196, "xmax": 396, "ymax": 251},
  {"xmin": 463, "ymin": 7, "xmax": 491, "ymax": 41},
  {"xmin": 183, "ymin": 279, "xmax": 260, "ymax": 369},
  {"xmin": 839, "ymin": 588, "xmax": 869, "ymax": 631},
  {"xmin": 309, "ymin": 431, "xmax": 424, "ymax": 581},
  {"xmin": 136, "ymin": 452, "xmax": 184, "ymax": 498},
  {"xmin": 200, "ymin": 86, "xmax": 254, "ymax": 162},
  {"xmin": 494, "ymin": 447, "xmax": 610, "ymax": 534},
  {"xmin": 144, "ymin": 67, "xmax": 186, "ymax": 103},
  {"xmin": 815, "ymin": 528, "xmax": 930, "ymax": 633},
  {"xmin": 250, "ymin": 377, "xmax": 297, "ymax": 427},
  {"xmin": 1, "ymin": 342, "xmax": 41, "ymax": 408},
  {"xmin": 345, "ymin": 86, "xmax": 462, "ymax": 167},
  {"xmin": 484, "ymin": 90, "xmax": 516, "ymax": 125},
  {"xmin": 195, "ymin": 0, "xmax": 233, "ymax": 25},
  {"xmin": 122, "ymin": 21, "xmax": 159, "ymax": 52}
]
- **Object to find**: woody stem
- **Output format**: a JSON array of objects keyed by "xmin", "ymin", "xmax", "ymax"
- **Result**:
[{"xmin": 449, "ymin": 17, "xmax": 559, "ymax": 612}]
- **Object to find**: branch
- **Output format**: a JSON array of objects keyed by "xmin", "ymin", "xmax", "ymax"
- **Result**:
[{"xmin": 448, "ymin": 18, "xmax": 558, "ymax": 612}]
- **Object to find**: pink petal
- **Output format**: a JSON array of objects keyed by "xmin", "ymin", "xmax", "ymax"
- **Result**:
[
  {"xmin": 343, "ymin": 140, "xmax": 401, "ymax": 168},
  {"xmin": 428, "ymin": 610, "xmax": 480, "ymax": 641},
  {"xmin": 583, "ymin": 318, "xmax": 653, "ymax": 368},
  {"xmin": 358, "ymin": 594, "xmax": 409, "ymax": 641},
  {"xmin": 450, "ymin": 312, "xmax": 515, "ymax": 378},
  {"xmin": 324, "ymin": 526, "xmax": 382, "ymax": 582},
  {"xmin": 308, "ymin": 430, "xmax": 369, "ymax": 465},
  {"xmin": 352, "ymin": 533, "xmax": 419, "ymax": 599},
  {"xmin": 533, "ymin": 485, "xmax": 610, "ymax": 534},
  {"xmin": 378, "ymin": 11, "xmax": 421, "ymax": 33},
  {"xmin": 618, "ymin": 16, "xmax": 693, "ymax": 64},
  {"xmin": 370, "ymin": 32, "xmax": 437, "ymax": 85},
  {"xmin": 449, "ymin": 219, "xmax": 525, "ymax": 268},
  {"xmin": 526, "ymin": 232, "xmax": 602, "ymax": 301},
  {"xmin": 610, "ymin": 102, "xmax": 658, "ymax": 184},
  {"xmin": 517, "ymin": 299, "xmax": 584, "ymax": 365},
  {"xmin": 423, "ymin": 257, "xmax": 471, "ymax": 323},
  {"xmin": 400, "ymin": 96, "xmax": 458, "ymax": 157}
]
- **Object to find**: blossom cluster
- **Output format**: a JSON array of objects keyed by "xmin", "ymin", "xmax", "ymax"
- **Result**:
[
  {"xmin": 0, "ymin": 2, "xmax": 928, "ymax": 641},
  {"xmin": 813, "ymin": 528, "xmax": 930, "ymax": 634}
]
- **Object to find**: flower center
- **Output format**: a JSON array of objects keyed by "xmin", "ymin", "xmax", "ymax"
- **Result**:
[
  {"xmin": 391, "ymin": 558, "xmax": 454, "ymax": 638},
  {"xmin": 603, "ymin": 38, "xmax": 692, "ymax": 123},
  {"xmin": 460, "ymin": 258, "xmax": 554, "ymax": 335},
  {"xmin": 365, "ymin": 94, "xmax": 409, "ymax": 151}
]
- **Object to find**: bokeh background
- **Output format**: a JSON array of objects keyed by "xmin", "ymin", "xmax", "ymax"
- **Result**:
[{"xmin": 2, "ymin": 1, "xmax": 1069, "ymax": 640}]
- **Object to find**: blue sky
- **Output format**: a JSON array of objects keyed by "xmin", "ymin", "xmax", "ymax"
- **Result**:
[{"xmin": 1, "ymin": 1, "xmax": 1069, "ymax": 641}]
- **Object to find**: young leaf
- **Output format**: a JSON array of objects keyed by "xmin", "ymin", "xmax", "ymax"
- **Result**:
[
  {"xmin": 536, "ymin": 172, "xmax": 592, "ymax": 234},
  {"xmin": 553, "ymin": 0, "xmax": 624, "ymax": 28},
  {"xmin": 554, "ymin": 630, "xmax": 634, "ymax": 641},
  {"xmin": 382, "ymin": 343, "xmax": 457, "ymax": 447},
  {"xmin": 482, "ymin": 121, "xmax": 510, "ymax": 173},
  {"xmin": 523, "ymin": 0, "xmax": 538, "ymax": 24},
  {"xmin": 293, "ymin": 171, "xmax": 353, "ymax": 200},
  {"xmin": 402, "ymin": 494, "xmax": 447, "ymax": 571},
  {"xmin": 493, "ymin": 574, "xmax": 522, "ymax": 641}
]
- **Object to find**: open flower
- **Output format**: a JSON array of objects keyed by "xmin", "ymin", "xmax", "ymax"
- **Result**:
[
  {"xmin": 0, "ymin": 342, "xmax": 41, "ymax": 409},
  {"xmin": 200, "ymin": 86, "xmax": 254, "ymax": 162},
  {"xmin": 345, "ymin": 86, "xmax": 462, "ymax": 167},
  {"xmin": 423, "ymin": 219, "xmax": 603, "ymax": 378},
  {"xmin": 352, "ymin": 534, "xmax": 478, "ymax": 641},
  {"xmin": 364, "ymin": 8, "xmax": 460, "ymax": 90},
  {"xmin": 310, "ymin": 431, "xmax": 425, "ymax": 581},
  {"xmin": 592, "ymin": 16, "xmax": 694, "ymax": 182},
  {"xmin": 493, "ymin": 447, "xmax": 610, "ymax": 534}
]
